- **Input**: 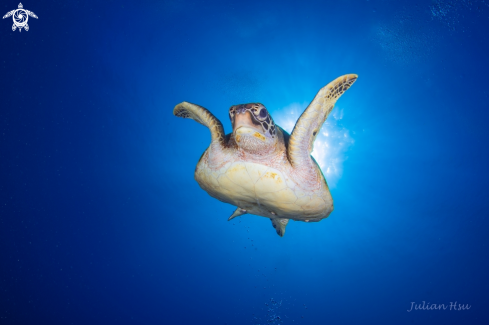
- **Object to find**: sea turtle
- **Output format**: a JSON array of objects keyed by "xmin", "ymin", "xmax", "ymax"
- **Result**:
[
  {"xmin": 173, "ymin": 74, "xmax": 357, "ymax": 236},
  {"xmin": 3, "ymin": 3, "xmax": 38, "ymax": 32}
]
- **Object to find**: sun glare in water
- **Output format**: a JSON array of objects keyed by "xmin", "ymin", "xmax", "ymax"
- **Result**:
[{"xmin": 274, "ymin": 102, "xmax": 354, "ymax": 188}]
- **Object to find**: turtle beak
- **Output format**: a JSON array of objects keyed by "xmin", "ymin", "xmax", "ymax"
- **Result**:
[
  {"xmin": 233, "ymin": 111, "xmax": 267, "ymax": 143},
  {"xmin": 233, "ymin": 110, "xmax": 261, "ymax": 133}
]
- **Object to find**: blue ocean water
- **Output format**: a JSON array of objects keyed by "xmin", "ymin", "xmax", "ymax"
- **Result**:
[{"xmin": 1, "ymin": 0, "xmax": 488, "ymax": 324}]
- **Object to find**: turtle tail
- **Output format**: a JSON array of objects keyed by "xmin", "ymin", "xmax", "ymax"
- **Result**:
[{"xmin": 271, "ymin": 218, "xmax": 289, "ymax": 237}]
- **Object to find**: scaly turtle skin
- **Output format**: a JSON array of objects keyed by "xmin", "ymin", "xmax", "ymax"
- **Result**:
[{"xmin": 173, "ymin": 74, "xmax": 357, "ymax": 236}]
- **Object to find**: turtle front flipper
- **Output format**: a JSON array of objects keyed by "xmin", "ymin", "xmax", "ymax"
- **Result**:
[
  {"xmin": 26, "ymin": 10, "xmax": 38, "ymax": 19},
  {"xmin": 288, "ymin": 74, "xmax": 357, "ymax": 168},
  {"xmin": 3, "ymin": 10, "xmax": 14, "ymax": 19},
  {"xmin": 271, "ymin": 218, "xmax": 289, "ymax": 237},
  {"xmin": 173, "ymin": 102, "xmax": 226, "ymax": 146}
]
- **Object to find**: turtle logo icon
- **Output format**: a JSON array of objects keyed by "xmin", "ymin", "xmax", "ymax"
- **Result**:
[{"xmin": 3, "ymin": 3, "xmax": 37, "ymax": 32}]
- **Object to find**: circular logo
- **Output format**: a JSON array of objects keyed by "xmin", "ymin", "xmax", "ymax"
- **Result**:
[{"xmin": 13, "ymin": 9, "xmax": 28, "ymax": 27}]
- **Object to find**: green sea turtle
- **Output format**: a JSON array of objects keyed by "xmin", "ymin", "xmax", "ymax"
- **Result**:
[{"xmin": 173, "ymin": 74, "xmax": 357, "ymax": 237}]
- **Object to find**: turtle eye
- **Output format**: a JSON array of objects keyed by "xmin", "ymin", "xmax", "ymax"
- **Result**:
[{"xmin": 259, "ymin": 108, "xmax": 267, "ymax": 119}]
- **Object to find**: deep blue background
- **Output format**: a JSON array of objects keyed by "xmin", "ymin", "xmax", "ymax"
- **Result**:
[{"xmin": 1, "ymin": 0, "xmax": 489, "ymax": 324}]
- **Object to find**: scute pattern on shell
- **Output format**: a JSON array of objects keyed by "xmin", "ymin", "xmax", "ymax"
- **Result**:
[{"xmin": 195, "ymin": 156, "xmax": 333, "ymax": 222}]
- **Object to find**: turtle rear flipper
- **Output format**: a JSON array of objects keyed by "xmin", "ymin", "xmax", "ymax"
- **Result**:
[
  {"xmin": 288, "ymin": 74, "xmax": 357, "ymax": 168},
  {"xmin": 271, "ymin": 218, "xmax": 289, "ymax": 237},
  {"xmin": 12, "ymin": 23, "xmax": 16, "ymax": 31},
  {"xmin": 173, "ymin": 102, "xmax": 226, "ymax": 146},
  {"xmin": 24, "ymin": 23, "xmax": 29, "ymax": 31},
  {"xmin": 228, "ymin": 208, "xmax": 247, "ymax": 221}
]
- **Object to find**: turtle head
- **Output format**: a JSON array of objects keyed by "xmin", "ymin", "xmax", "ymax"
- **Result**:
[{"xmin": 229, "ymin": 103, "xmax": 277, "ymax": 154}]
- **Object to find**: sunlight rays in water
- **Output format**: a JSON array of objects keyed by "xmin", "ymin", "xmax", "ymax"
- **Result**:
[{"xmin": 274, "ymin": 102, "xmax": 354, "ymax": 188}]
